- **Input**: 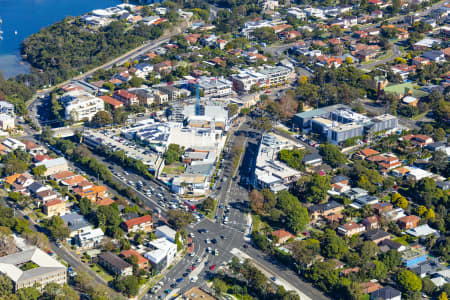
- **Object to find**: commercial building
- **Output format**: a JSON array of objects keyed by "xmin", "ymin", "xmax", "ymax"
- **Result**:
[
  {"xmin": 0, "ymin": 101, "xmax": 15, "ymax": 115},
  {"xmin": 253, "ymin": 133, "xmax": 303, "ymax": 192},
  {"xmin": 293, "ymin": 105, "xmax": 398, "ymax": 145},
  {"xmin": 60, "ymin": 90, "xmax": 105, "ymax": 121},
  {"xmin": 144, "ymin": 238, "xmax": 177, "ymax": 271},
  {"xmin": 35, "ymin": 157, "xmax": 69, "ymax": 176},
  {"xmin": 258, "ymin": 66, "xmax": 292, "ymax": 88},
  {"xmin": 98, "ymin": 252, "xmax": 133, "ymax": 277},
  {"xmin": 195, "ymin": 77, "xmax": 233, "ymax": 97},
  {"xmin": 0, "ymin": 114, "xmax": 14, "ymax": 130},
  {"xmin": 231, "ymin": 66, "xmax": 292, "ymax": 92},
  {"xmin": 156, "ymin": 225, "xmax": 177, "ymax": 243},
  {"xmin": 0, "ymin": 248, "xmax": 66, "ymax": 291},
  {"xmin": 231, "ymin": 69, "xmax": 267, "ymax": 92}
]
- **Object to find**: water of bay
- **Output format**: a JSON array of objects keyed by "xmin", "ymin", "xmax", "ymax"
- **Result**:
[{"xmin": 0, "ymin": 0, "xmax": 122, "ymax": 78}]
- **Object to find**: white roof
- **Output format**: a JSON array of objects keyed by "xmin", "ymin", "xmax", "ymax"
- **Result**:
[
  {"xmin": 149, "ymin": 238, "xmax": 176, "ymax": 252},
  {"xmin": 406, "ymin": 224, "xmax": 437, "ymax": 237},
  {"xmin": 0, "ymin": 248, "xmax": 65, "ymax": 283},
  {"xmin": 156, "ymin": 225, "xmax": 176, "ymax": 239},
  {"xmin": 406, "ymin": 167, "xmax": 433, "ymax": 180},
  {"xmin": 78, "ymin": 228, "xmax": 104, "ymax": 241},
  {"xmin": 36, "ymin": 157, "xmax": 68, "ymax": 169},
  {"xmin": 402, "ymin": 96, "xmax": 418, "ymax": 104},
  {"xmin": 144, "ymin": 249, "xmax": 166, "ymax": 263}
]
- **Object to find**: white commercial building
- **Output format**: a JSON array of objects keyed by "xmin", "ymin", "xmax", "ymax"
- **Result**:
[
  {"xmin": 60, "ymin": 90, "xmax": 105, "ymax": 121},
  {"xmin": 155, "ymin": 225, "xmax": 177, "ymax": 243},
  {"xmin": 196, "ymin": 77, "xmax": 233, "ymax": 97},
  {"xmin": 253, "ymin": 133, "xmax": 303, "ymax": 192},
  {"xmin": 144, "ymin": 238, "xmax": 177, "ymax": 271},
  {"xmin": 232, "ymin": 69, "xmax": 267, "ymax": 92},
  {"xmin": 0, "ymin": 114, "xmax": 15, "ymax": 130}
]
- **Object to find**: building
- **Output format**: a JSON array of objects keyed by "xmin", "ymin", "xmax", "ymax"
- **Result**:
[
  {"xmin": 370, "ymin": 286, "xmax": 401, "ymax": 300},
  {"xmin": 363, "ymin": 229, "xmax": 390, "ymax": 244},
  {"xmin": 35, "ymin": 157, "xmax": 69, "ymax": 176},
  {"xmin": 258, "ymin": 66, "xmax": 292, "ymax": 88},
  {"xmin": 3, "ymin": 138, "xmax": 26, "ymax": 151},
  {"xmin": 413, "ymin": 38, "xmax": 441, "ymax": 51},
  {"xmin": 129, "ymin": 88, "xmax": 155, "ymax": 106},
  {"xmin": 302, "ymin": 153, "xmax": 322, "ymax": 166},
  {"xmin": 337, "ymin": 221, "xmax": 366, "ymax": 237},
  {"xmin": 406, "ymin": 224, "xmax": 438, "ymax": 237},
  {"xmin": 362, "ymin": 215, "xmax": 379, "ymax": 230},
  {"xmin": 144, "ymin": 238, "xmax": 177, "ymax": 271},
  {"xmin": 158, "ymin": 85, "xmax": 189, "ymax": 101},
  {"xmin": 308, "ymin": 201, "xmax": 345, "ymax": 221},
  {"xmin": 271, "ymin": 229, "xmax": 295, "ymax": 245},
  {"xmin": 60, "ymin": 90, "xmax": 105, "ymax": 121},
  {"xmin": 402, "ymin": 246, "xmax": 428, "ymax": 267},
  {"xmin": 183, "ymin": 287, "xmax": 217, "ymax": 300},
  {"xmin": 0, "ymin": 248, "xmax": 66, "ymax": 291},
  {"xmin": 43, "ymin": 199, "xmax": 66, "ymax": 217},
  {"xmin": 98, "ymin": 252, "xmax": 133, "ymax": 276},
  {"xmin": 114, "ymin": 90, "xmax": 138, "ymax": 106},
  {"xmin": 121, "ymin": 215, "xmax": 153, "ymax": 233},
  {"xmin": 120, "ymin": 249, "xmax": 149, "ymax": 270},
  {"xmin": 398, "ymin": 215, "xmax": 420, "ymax": 230},
  {"xmin": 61, "ymin": 212, "xmax": 94, "ymax": 237},
  {"xmin": 76, "ymin": 228, "xmax": 104, "ymax": 249},
  {"xmin": 155, "ymin": 225, "xmax": 177, "ymax": 243},
  {"xmin": 0, "ymin": 101, "xmax": 14, "ymax": 115},
  {"xmin": 99, "ymin": 95, "xmax": 124, "ymax": 110},
  {"xmin": 195, "ymin": 77, "xmax": 233, "ymax": 97},
  {"xmin": 231, "ymin": 69, "xmax": 266, "ymax": 92},
  {"xmin": 0, "ymin": 114, "xmax": 14, "ymax": 130}
]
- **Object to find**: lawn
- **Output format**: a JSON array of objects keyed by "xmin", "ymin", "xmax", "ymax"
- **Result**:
[
  {"xmin": 91, "ymin": 264, "xmax": 114, "ymax": 282},
  {"xmin": 205, "ymin": 198, "xmax": 218, "ymax": 219},
  {"xmin": 163, "ymin": 163, "xmax": 185, "ymax": 175},
  {"xmin": 392, "ymin": 236, "xmax": 409, "ymax": 246}
]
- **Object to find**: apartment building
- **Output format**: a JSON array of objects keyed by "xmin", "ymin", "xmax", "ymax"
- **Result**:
[
  {"xmin": 196, "ymin": 76, "xmax": 233, "ymax": 97},
  {"xmin": 98, "ymin": 252, "xmax": 133, "ymax": 277},
  {"xmin": 259, "ymin": 66, "xmax": 292, "ymax": 88},
  {"xmin": 121, "ymin": 215, "xmax": 153, "ymax": 233},
  {"xmin": 0, "ymin": 248, "xmax": 66, "ymax": 291},
  {"xmin": 231, "ymin": 69, "xmax": 266, "ymax": 92},
  {"xmin": 114, "ymin": 90, "xmax": 138, "ymax": 105},
  {"xmin": 60, "ymin": 90, "xmax": 105, "ymax": 121}
]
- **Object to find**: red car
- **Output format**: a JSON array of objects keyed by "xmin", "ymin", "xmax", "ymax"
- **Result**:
[
  {"xmin": 190, "ymin": 266, "xmax": 195, "ymax": 271},
  {"xmin": 266, "ymin": 90, "xmax": 271, "ymax": 94},
  {"xmin": 210, "ymin": 264, "xmax": 216, "ymax": 271}
]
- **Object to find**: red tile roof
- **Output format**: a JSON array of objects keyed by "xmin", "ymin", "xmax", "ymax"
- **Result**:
[{"xmin": 123, "ymin": 215, "xmax": 153, "ymax": 229}]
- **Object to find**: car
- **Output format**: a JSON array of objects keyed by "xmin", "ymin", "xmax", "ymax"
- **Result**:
[
  {"xmin": 209, "ymin": 264, "xmax": 216, "ymax": 271},
  {"xmin": 220, "ymin": 235, "xmax": 226, "ymax": 240},
  {"xmin": 271, "ymin": 276, "xmax": 276, "ymax": 282},
  {"xmin": 205, "ymin": 239, "xmax": 210, "ymax": 244},
  {"xmin": 243, "ymin": 244, "xmax": 249, "ymax": 248},
  {"xmin": 170, "ymin": 283, "xmax": 177, "ymax": 288},
  {"xmin": 56, "ymin": 242, "xmax": 62, "ymax": 248},
  {"xmin": 164, "ymin": 289, "xmax": 172, "ymax": 294},
  {"xmin": 206, "ymin": 247, "xmax": 212, "ymax": 252},
  {"xmin": 176, "ymin": 277, "xmax": 183, "ymax": 283},
  {"xmin": 266, "ymin": 90, "xmax": 271, "ymax": 94},
  {"xmin": 183, "ymin": 272, "xmax": 189, "ymax": 277},
  {"xmin": 211, "ymin": 238, "xmax": 217, "ymax": 244},
  {"xmin": 190, "ymin": 266, "xmax": 195, "ymax": 271},
  {"xmin": 214, "ymin": 249, "xmax": 219, "ymax": 256}
]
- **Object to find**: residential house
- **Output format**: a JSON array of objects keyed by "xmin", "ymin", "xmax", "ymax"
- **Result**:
[
  {"xmin": 383, "ymin": 208, "xmax": 406, "ymax": 222},
  {"xmin": 361, "ymin": 281, "xmax": 383, "ymax": 294},
  {"xmin": 372, "ymin": 202, "xmax": 393, "ymax": 215},
  {"xmin": 355, "ymin": 148, "xmax": 380, "ymax": 159},
  {"xmin": 362, "ymin": 215, "xmax": 379, "ymax": 230},
  {"xmin": 271, "ymin": 229, "xmax": 295, "ymax": 245},
  {"xmin": 398, "ymin": 215, "xmax": 420, "ymax": 230},
  {"xmin": 378, "ymin": 239, "xmax": 407, "ymax": 252},
  {"xmin": 61, "ymin": 213, "xmax": 93, "ymax": 237},
  {"xmin": 302, "ymin": 153, "xmax": 322, "ymax": 166},
  {"xmin": 363, "ymin": 229, "xmax": 391, "ymax": 244},
  {"xmin": 422, "ymin": 50, "xmax": 445, "ymax": 63},
  {"xmin": 406, "ymin": 224, "xmax": 438, "ymax": 237},
  {"xmin": 76, "ymin": 228, "xmax": 104, "ymax": 249},
  {"xmin": 337, "ymin": 221, "xmax": 366, "ymax": 237},
  {"xmin": 98, "ymin": 252, "xmax": 133, "ymax": 277},
  {"xmin": 51, "ymin": 171, "xmax": 76, "ymax": 183},
  {"xmin": 401, "ymin": 134, "xmax": 434, "ymax": 147},
  {"xmin": 370, "ymin": 286, "xmax": 401, "ymax": 300},
  {"xmin": 121, "ymin": 215, "xmax": 153, "ymax": 233},
  {"xmin": 120, "ymin": 249, "xmax": 149, "ymax": 270},
  {"xmin": 413, "ymin": 38, "xmax": 441, "ymax": 51},
  {"xmin": 43, "ymin": 199, "xmax": 66, "ymax": 217},
  {"xmin": 36, "ymin": 190, "xmax": 58, "ymax": 205},
  {"xmin": 307, "ymin": 201, "xmax": 344, "ymax": 221},
  {"xmin": 153, "ymin": 61, "xmax": 172, "ymax": 74}
]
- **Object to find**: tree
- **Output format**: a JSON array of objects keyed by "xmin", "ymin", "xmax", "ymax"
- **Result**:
[
  {"xmin": 201, "ymin": 198, "xmax": 215, "ymax": 212},
  {"xmin": 0, "ymin": 230, "xmax": 16, "ymax": 257},
  {"xmin": 425, "ymin": 208, "xmax": 435, "ymax": 219},
  {"xmin": 0, "ymin": 274, "xmax": 13, "ymax": 296},
  {"xmin": 278, "ymin": 149, "xmax": 304, "ymax": 171},
  {"xmin": 17, "ymin": 287, "xmax": 41, "ymax": 300},
  {"xmin": 439, "ymin": 292, "xmax": 448, "ymax": 300},
  {"xmin": 250, "ymin": 189, "xmax": 264, "ymax": 213},
  {"xmin": 79, "ymin": 197, "xmax": 92, "ymax": 216},
  {"xmin": 279, "ymin": 93, "xmax": 298, "ymax": 119},
  {"xmin": 227, "ymin": 103, "xmax": 239, "ymax": 118},
  {"xmin": 43, "ymin": 216, "xmax": 70, "ymax": 240},
  {"xmin": 319, "ymin": 143, "xmax": 347, "ymax": 167},
  {"xmin": 421, "ymin": 278, "xmax": 437, "ymax": 296},
  {"xmin": 430, "ymin": 150, "xmax": 448, "ymax": 173},
  {"xmin": 434, "ymin": 128, "xmax": 446, "ymax": 141},
  {"xmin": 22, "ymin": 231, "xmax": 50, "ymax": 252},
  {"xmin": 164, "ymin": 144, "xmax": 183, "ymax": 165},
  {"xmin": 397, "ymin": 269, "xmax": 422, "ymax": 292},
  {"xmin": 305, "ymin": 261, "xmax": 339, "ymax": 292},
  {"xmin": 212, "ymin": 278, "xmax": 227, "ymax": 296},
  {"xmin": 91, "ymin": 111, "xmax": 112, "ymax": 127},
  {"xmin": 322, "ymin": 229, "xmax": 348, "ymax": 259},
  {"xmin": 32, "ymin": 165, "xmax": 47, "ymax": 178},
  {"xmin": 129, "ymin": 76, "xmax": 143, "ymax": 88},
  {"xmin": 43, "ymin": 283, "xmax": 79, "ymax": 300},
  {"xmin": 304, "ymin": 173, "xmax": 331, "ymax": 203},
  {"xmin": 418, "ymin": 205, "xmax": 427, "ymax": 216},
  {"xmin": 167, "ymin": 210, "xmax": 194, "ymax": 230},
  {"xmin": 114, "ymin": 276, "xmax": 139, "ymax": 296}
]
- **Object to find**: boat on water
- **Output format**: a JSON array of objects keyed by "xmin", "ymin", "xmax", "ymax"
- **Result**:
[{"xmin": 14, "ymin": 30, "xmax": 18, "ymax": 35}]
